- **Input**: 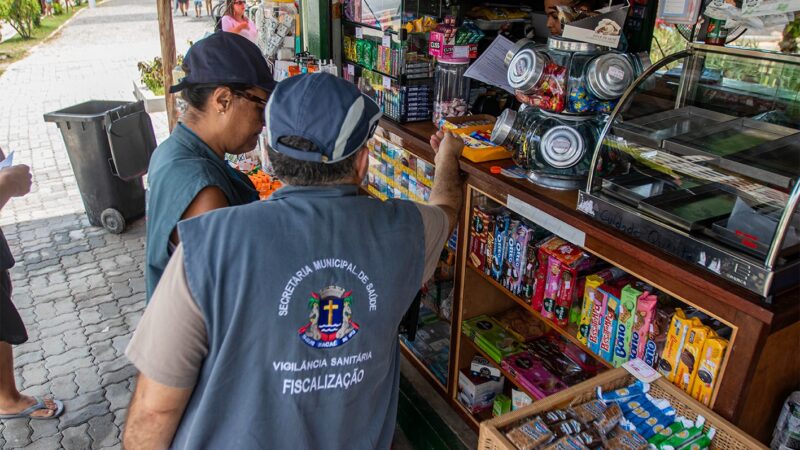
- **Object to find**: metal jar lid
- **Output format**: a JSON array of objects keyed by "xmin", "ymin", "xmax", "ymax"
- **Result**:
[
  {"xmin": 491, "ymin": 109, "xmax": 518, "ymax": 145},
  {"xmin": 540, "ymin": 125, "xmax": 585, "ymax": 168},
  {"xmin": 507, "ymin": 48, "xmax": 548, "ymax": 93},
  {"xmin": 504, "ymin": 38, "xmax": 536, "ymax": 67},
  {"xmin": 585, "ymin": 53, "xmax": 635, "ymax": 100},
  {"xmin": 547, "ymin": 36, "xmax": 598, "ymax": 53}
]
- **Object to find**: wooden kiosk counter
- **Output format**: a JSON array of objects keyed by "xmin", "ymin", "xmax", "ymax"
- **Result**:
[{"xmin": 378, "ymin": 118, "xmax": 800, "ymax": 445}]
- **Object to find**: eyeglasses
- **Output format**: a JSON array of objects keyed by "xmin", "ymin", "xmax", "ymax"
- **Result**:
[{"xmin": 232, "ymin": 89, "xmax": 268, "ymax": 108}]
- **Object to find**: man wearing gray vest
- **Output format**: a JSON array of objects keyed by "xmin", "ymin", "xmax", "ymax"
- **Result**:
[{"xmin": 123, "ymin": 72, "xmax": 465, "ymax": 449}]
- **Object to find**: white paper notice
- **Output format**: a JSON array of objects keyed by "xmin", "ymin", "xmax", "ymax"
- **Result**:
[
  {"xmin": 0, "ymin": 151, "xmax": 14, "ymax": 170},
  {"xmin": 623, "ymin": 359, "xmax": 662, "ymax": 384},
  {"xmin": 453, "ymin": 45, "xmax": 469, "ymax": 59},
  {"xmin": 463, "ymin": 35, "xmax": 516, "ymax": 94},
  {"xmin": 382, "ymin": 34, "xmax": 391, "ymax": 48},
  {"xmin": 355, "ymin": 27, "xmax": 363, "ymax": 39}
]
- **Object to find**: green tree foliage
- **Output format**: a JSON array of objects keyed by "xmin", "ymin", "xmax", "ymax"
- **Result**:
[{"xmin": 0, "ymin": 0, "xmax": 41, "ymax": 39}]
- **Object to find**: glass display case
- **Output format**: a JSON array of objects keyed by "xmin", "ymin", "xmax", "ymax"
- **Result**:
[
  {"xmin": 578, "ymin": 43, "xmax": 800, "ymax": 299},
  {"xmin": 342, "ymin": 0, "xmax": 445, "ymax": 122}
]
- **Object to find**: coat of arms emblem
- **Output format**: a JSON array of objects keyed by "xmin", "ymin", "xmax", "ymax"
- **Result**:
[{"xmin": 299, "ymin": 285, "xmax": 359, "ymax": 349}]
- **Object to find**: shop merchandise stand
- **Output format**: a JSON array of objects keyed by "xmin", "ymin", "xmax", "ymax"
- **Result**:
[{"xmin": 369, "ymin": 118, "xmax": 800, "ymax": 445}]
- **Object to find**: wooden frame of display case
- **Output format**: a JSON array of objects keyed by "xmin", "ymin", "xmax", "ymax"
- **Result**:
[{"xmin": 373, "ymin": 118, "xmax": 800, "ymax": 444}]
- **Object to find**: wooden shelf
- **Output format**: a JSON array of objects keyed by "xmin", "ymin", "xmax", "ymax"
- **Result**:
[
  {"xmin": 466, "ymin": 264, "xmax": 615, "ymax": 370},
  {"xmin": 451, "ymin": 391, "xmax": 493, "ymax": 430},
  {"xmin": 460, "ymin": 333, "xmax": 537, "ymax": 400},
  {"xmin": 400, "ymin": 339, "xmax": 448, "ymax": 397}
]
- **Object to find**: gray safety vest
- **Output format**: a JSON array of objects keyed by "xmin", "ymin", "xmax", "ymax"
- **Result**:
[{"xmin": 173, "ymin": 184, "xmax": 425, "ymax": 449}]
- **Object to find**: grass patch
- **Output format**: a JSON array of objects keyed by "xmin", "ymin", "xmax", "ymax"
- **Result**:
[{"xmin": 0, "ymin": 4, "xmax": 86, "ymax": 75}]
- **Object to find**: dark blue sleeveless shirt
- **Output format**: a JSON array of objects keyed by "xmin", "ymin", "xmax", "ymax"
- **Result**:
[
  {"xmin": 174, "ymin": 185, "xmax": 425, "ymax": 449},
  {"xmin": 145, "ymin": 123, "xmax": 259, "ymax": 300}
]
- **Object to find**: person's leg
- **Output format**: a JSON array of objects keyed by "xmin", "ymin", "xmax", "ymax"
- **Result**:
[{"xmin": 0, "ymin": 343, "xmax": 58, "ymax": 418}]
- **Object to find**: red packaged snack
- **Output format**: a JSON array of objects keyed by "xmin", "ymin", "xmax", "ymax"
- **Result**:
[
  {"xmin": 469, "ymin": 207, "xmax": 491, "ymax": 272},
  {"xmin": 631, "ymin": 291, "xmax": 657, "ymax": 361}
]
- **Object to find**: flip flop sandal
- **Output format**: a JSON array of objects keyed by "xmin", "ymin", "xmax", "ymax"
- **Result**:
[{"xmin": 0, "ymin": 397, "xmax": 64, "ymax": 420}]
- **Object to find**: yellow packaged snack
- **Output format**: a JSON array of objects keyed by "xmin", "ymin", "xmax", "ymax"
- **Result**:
[
  {"xmin": 658, "ymin": 309, "xmax": 690, "ymax": 382},
  {"xmin": 673, "ymin": 320, "xmax": 712, "ymax": 392},
  {"xmin": 689, "ymin": 337, "xmax": 728, "ymax": 406}
]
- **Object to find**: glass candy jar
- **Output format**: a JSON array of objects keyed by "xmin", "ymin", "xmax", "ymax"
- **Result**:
[
  {"xmin": 492, "ymin": 108, "xmax": 605, "ymax": 190},
  {"xmin": 433, "ymin": 58, "xmax": 471, "ymax": 125}
]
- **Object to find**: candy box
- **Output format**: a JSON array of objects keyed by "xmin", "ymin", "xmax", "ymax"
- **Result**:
[
  {"xmin": 577, "ymin": 267, "xmax": 626, "ymax": 345},
  {"xmin": 528, "ymin": 244, "xmax": 551, "ymax": 311},
  {"xmin": 674, "ymin": 320, "xmax": 712, "ymax": 392},
  {"xmin": 658, "ymin": 309, "xmax": 691, "ymax": 382},
  {"xmin": 689, "ymin": 336, "xmax": 728, "ymax": 406},
  {"xmin": 537, "ymin": 238, "xmax": 595, "ymax": 327},
  {"xmin": 458, "ymin": 369, "xmax": 504, "ymax": 414},
  {"xmin": 493, "ymin": 394, "xmax": 512, "ymax": 417},
  {"xmin": 512, "ymin": 388, "xmax": 533, "ymax": 411},
  {"xmin": 541, "ymin": 255, "xmax": 564, "ymax": 321},
  {"xmin": 612, "ymin": 284, "xmax": 641, "ymax": 367},
  {"xmin": 502, "ymin": 352, "xmax": 569, "ymax": 400},
  {"xmin": 596, "ymin": 280, "xmax": 632, "ymax": 365},
  {"xmin": 462, "ymin": 315, "xmax": 523, "ymax": 363},
  {"xmin": 469, "ymin": 207, "xmax": 492, "ymax": 271},
  {"xmin": 493, "ymin": 308, "xmax": 547, "ymax": 342},
  {"xmin": 491, "ymin": 213, "xmax": 512, "ymax": 282},
  {"xmin": 471, "ymin": 355, "xmax": 502, "ymax": 381},
  {"xmin": 504, "ymin": 222, "xmax": 534, "ymax": 296},
  {"xmin": 501, "ymin": 219, "xmax": 522, "ymax": 290}
]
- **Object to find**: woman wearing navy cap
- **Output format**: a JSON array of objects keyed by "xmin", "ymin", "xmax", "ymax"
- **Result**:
[{"xmin": 144, "ymin": 32, "xmax": 275, "ymax": 302}]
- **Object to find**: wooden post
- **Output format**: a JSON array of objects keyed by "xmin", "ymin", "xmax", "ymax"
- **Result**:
[{"xmin": 157, "ymin": 0, "xmax": 178, "ymax": 131}]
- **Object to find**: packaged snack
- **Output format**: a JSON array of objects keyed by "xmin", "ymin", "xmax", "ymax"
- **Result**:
[
  {"xmin": 553, "ymin": 270, "xmax": 575, "ymax": 328},
  {"xmin": 470, "ymin": 355, "xmax": 502, "ymax": 381},
  {"xmin": 457, "ymin": 369, "xmax": 504, "ymax": 413},
  {"xmin": 505, "ymin": 418, "xmax": 554, "ymax": 450},
  {"xmin": 502, "ymin": 219, "xmax": 521, "ymax": 289},
  {"xmin": 606, "ymin": 429, "xmax": 649, "ymax": 450},
  {"xmin": 573, "ymin": 430, "xmax": 603, "ymax": 448},
  {"xmin": 587, "ymin": 276, "xmax": 631, "ymax": 357},
  {"xmin": 674, "ymin": 320, "xmax": 712, "ymax": 392},
  {"xmin": 631, "ymin": 292, "xmax": 657, "ymax": 361},
  {"xmin": 512, "ymin": 388, "xmax": 533, "ymax": 411},
  {"xmin": 689, "ymin": 337, "xmax": 728, "ymax": 406},
  {"xmin": 530, "ymin": 248, "xmax": 550, "ymax": 311},
  {"xmin": 521, "ymin": 238, "xmax": 542, "ymax": 303},
  {"xmin": 507, "ymin": 223, "xmax": 533, "ymax": 296},
  {"xmin": 657, "ymin": 424, "xmax": 715, "ymax": 450},
  {"xmin": 493, "ymin": 394, "xmax": 512, "ymax": 417},
  {"xmin": 613, "ymin": 285, "xmax": 641, "ymax": 366},
  {"xmin": 552, "ymin": 418, "xmax": 583, "ymax": 436},
  {"xmin": 598, "ymin": 380, "xmax": 649, "ymax": 404},
  {"xmin": 491, "ymin": 213, "xmax": 511, "ymax": 281},
  {"xmin": 541, "ymin": 435, "xmax": 589, "ymax": 450},
  {"xmin": 484, "ymin": 215, "xmax": 496, "ymax": 277},
  {"xmin": 648, "ymin": 418, "xmax": 692, "ymax": 446},
  {"xmin": 463, "ymin": 316, "xmax": 523, "ymax": 363},
  {"xmin": 658, "ymin": 309, "xmax": 691, "ymax": 382},
  {"xmin": 599, "ymin": 286, "xmax": 621, "ymax": 364},
  {"xmin": 504, "ymin": 352, "xmax": 569, "ymax": 400},
  {"xmin": 569, "ymin": 399, "xmax": 606, "ymax": 424},
  {"xmin": 494, "ymin": 308, "xmax": 547, "ymax": 342},
  {"xmin": 577, "ymin": 268, "xmax": 625, "ymax": 345},
  {"xmin": 543, "ymin": 409, "xmax": 570, "ymax": 425},
  {"xmin": 541, "ymin": 256, "xmax": 564, "ymax": 320},
  {"xmin": 594, "ymin": 402, "xmax": 623, "ymax": 435}
]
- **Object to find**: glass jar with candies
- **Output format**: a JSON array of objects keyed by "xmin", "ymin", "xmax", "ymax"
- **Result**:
[{"xmin": 433, "ymin": 58, "xmax": 471, "ymax": 125}]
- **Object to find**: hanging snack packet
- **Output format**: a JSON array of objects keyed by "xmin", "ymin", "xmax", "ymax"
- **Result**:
[
  {"xmin": 505, "ymin": 418, "xmax": 555, "ymax": 450},
  {"xmin": 659, "ymin": 309, "xmax": 691, "ymax": 382},
  {"xmin": 689, "ymin": 337, "xmax": 728, "ymax": 406}
]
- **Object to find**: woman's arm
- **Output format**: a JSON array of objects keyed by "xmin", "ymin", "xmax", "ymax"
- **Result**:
[{"xmin": 169, "ymin": 186, "xmax": 229, "ymax": 245}]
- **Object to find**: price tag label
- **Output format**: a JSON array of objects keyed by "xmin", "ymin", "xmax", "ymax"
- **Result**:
[
  {"xmin": 453, "ymin": 45, "xmax": 469, "ymax": 59},
  {"xmin": 382, "ymin": 75, "xmax": 392, "ymax": 89},
  {"xmin": 355, "ymin": 27, "xmax": 363, "ymax": 39},
  {"xmin": 347, "ymin": 64, "xmax": 355, "ymax": 76},
  {"xmin": 382, "ymin": 34, "xmax": 391, "ymax": 48}
]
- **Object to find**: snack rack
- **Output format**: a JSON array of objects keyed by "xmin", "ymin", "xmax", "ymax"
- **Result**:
[
  {"xmin": 341, "ymin": 0, "xmax": 444, "ymax": 123},
  {"xmin": 478, "ymin": 368, "xmax": 767, "ymax": 450}
]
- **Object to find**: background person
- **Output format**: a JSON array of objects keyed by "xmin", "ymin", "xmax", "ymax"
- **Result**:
[
  {"xmin": 144, "ymin": 32, "xmax": 274, "ymax": 302},
  {"xmin": 221, "ymin": 0, "xmax": 257, "ymax": 43},
  {"xmin": 0, "ymin": 149, "xmax": 64, "ymax": 421},
  {"xmin": 123, "ymin": 73, "xmax": 465, "ymax": 449}
]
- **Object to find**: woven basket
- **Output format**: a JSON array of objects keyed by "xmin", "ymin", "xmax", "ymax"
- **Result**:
[{"xmin": 478, "ymin": 368, "xmax": 766, "ymax": 450}]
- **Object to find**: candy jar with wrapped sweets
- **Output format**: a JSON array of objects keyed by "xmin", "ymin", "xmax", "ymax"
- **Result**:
[{"xmin": 433, "ymin": 57, "xmax": 471, "ymax": 125}]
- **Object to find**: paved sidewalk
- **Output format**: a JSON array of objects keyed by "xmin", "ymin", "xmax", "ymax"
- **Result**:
[{"xmin": 0, "ymin": 1, "xmax": 211, "ymax": 448}]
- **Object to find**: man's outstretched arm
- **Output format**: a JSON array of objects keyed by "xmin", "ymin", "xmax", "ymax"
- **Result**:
[{"xmin": 124, "ymin": 376, "xmax": 192, "ymax": 449}]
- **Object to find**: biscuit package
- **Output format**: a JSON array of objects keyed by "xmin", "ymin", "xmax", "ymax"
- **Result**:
[
  {"xmin": 505, "ymin": 418, "xmax": 554, "ymax": 450},
  {"xmin": 689, "ymin": 336, "xmax": 728, "ymax": 406},
  {"xmin": 658, "ymin": 309, "xmax": 691, "ymax": 382},
  {"xmin": 613, "ymin": 284, "xmax": 640, "ymax": 367},
  {"xmin": 491, "ymin": 213, "xmax": 511, "ymax": 281},
  {"xmin": 598, "ymin": 285, "xmax": 621, "ymax": 364},
  {"xmin": 469, "ymin": 207, "xmax": 491, "ymax": 272},
  {"xmin": 631, "ymin": 292, "xmax": 657, "ymax": 362},
  {"xmin": 505, "ymin": 222, "xmax": 533, "ymax": 296},
  {"xmin": 674, "ymin": 320, "xmax": 712, "ymax": 392},
  {"xmin": 541, "ymin": 256, "xmax": 564, "ymax": 321},
  {"xmin": 577, "ymin": 268, "xmax": 625, "ymax": 345}
]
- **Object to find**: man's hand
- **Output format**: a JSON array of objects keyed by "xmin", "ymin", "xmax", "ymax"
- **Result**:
[
  {"xmin": 428, "ymin": 131, "xmax": 464, "ymax": 233},
  {"xmin": 123, "ymin": 374, "xmax": 193, "ymax": 450}
]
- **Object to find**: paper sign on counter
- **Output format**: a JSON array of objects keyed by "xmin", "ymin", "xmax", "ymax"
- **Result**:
[{"xmin": 463, "ymin": 35, "xmax": 515, "ymax": 94}]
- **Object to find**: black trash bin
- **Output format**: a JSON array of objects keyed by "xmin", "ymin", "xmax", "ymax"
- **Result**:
[{"xmin": 44, "ymin": 100, "xmax": 157, "ymax": 234}]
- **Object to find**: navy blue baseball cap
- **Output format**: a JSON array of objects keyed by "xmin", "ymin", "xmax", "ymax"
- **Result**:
[
  {"xmin": 265, "ymin": 73, "xmax": 382, "ymax": 163},
  {"xmin": 169, "ymin": 31, "xmax": 275, "ymax": 94}
]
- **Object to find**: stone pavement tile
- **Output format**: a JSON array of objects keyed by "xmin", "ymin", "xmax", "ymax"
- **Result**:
[
  {"xmin": 61, "ymin": 423, "xmax": 90, "ymax": 450},
  {"xmin": 1, "ymin": 417, "xmax": 31, "ymax": 448},
  {"xmin": 29, "ymin": 417, "xmax": 60, "ymax": 441},
  {"xmin": 75, "ymin": 366, "xmax": 103, "ymax": 396},
  {"xmin": 88, "ymin": 413, "xmax": 119, "ymax": 449},
  {"xmin": 21, "ymin": 433, "xmax": 62, "ymax": 450}
]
